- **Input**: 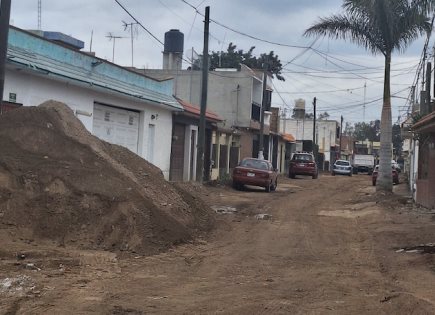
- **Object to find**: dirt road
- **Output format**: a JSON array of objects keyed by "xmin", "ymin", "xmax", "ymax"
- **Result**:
[{"xmin": 1, "ymin": 174, "xmax": 435, "ymax": 314}]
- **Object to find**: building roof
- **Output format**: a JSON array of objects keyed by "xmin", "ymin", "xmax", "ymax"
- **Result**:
[
  {"xmin": 6, "ymin": 27, "xmax": 183, "ymax": 111},
  {"xmin": 412, "ymin": 111, "xmax": 435, "ymax": 133},
  {"xmin": 176, "ymin": 98, "xmax": 222, "ymax": 122}
]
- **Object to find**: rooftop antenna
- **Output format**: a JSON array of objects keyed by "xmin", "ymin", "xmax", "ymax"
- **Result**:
[
  {"xmin": 37, "ymin": 0, "xmax": 42, "ymax": 30},
  {"xmin": 89, "ymin": 30, "xmax": 93, "ymax": 53},
  {"xmin": 106, "ymin": 32, "xmax": 125, "ymax": 63},
  {"xmin": 122, "ymin": 21, "xmax": 139, "ymax": 67}
]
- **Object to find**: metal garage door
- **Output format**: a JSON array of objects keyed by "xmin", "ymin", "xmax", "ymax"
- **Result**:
[{"xmin": 92, "ymin": 103, "xmax": 140, "ymax": 154}]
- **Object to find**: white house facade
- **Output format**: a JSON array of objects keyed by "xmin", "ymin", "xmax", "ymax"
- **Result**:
[{"xmin": 4, "ymin": 27, "xmax": 182, "ymax": 179}]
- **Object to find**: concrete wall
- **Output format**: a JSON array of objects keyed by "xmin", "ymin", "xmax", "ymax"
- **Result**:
[
  {"xmin": 144, "ymin": 69, "xmax": 263, "ymax": 129},
  {"xmin": 4, "ymin": 69, "xmax": 174, "ymax": 179},
  {"xmin": 280, "ymin": 118, "xmax": 339, "ymax": 162}
]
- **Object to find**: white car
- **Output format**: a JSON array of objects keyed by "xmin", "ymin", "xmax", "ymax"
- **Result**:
[{"xmin": 332, "ymin": 160, "xmax": 353, "ymax": 176}]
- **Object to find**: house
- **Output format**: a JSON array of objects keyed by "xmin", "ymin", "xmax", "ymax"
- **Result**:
[
  {"xmin": 136, "ymin": 29, "xmax": 297, "ymax": 178},
  {"xmin": 401, "ymin": 115, "xmax": 419, "ymax": 196},
  {"xmin": 280, "ymin": 116, "xmax": 340, "ymax": 171},
  {"xmin": 412, "ymin": 111, "xmax": 435, "ymax": 209},
  {"xmin": 3, "ymin": 26, "xmax": 183, "ymax": 179},
  {"xmin": 339, "ymin": 135, "xmax": 354, "ymax": 161},
  {"xmin": 170, "ymin": 97, "xmax": 222, "ymax": 181}
]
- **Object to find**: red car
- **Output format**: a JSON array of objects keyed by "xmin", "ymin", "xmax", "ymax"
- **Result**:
[
  {"xmin": 232, "ymin": 158, "xmax": 278, "ymax": 192},
  {"xmin": 372, "ymin": 165, "xmax": 399, "ymax": 186},
  {"xmin": 289, "ymin": 152, "xmax": 318, "ymax": 179}
]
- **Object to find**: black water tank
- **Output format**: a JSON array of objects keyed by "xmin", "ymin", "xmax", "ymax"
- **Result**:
[{"xmin": 164, "ymin": 29, "xmax": 184, "ymax": 53}]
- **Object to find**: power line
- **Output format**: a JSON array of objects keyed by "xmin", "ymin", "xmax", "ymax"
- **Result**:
[
  {"xmin": 181, "ymin": 0, "xmax": 313, "ymax": 50},
  {"xmin": 115, "ymin": 0, "xmax": 164, "ymax": 46}
]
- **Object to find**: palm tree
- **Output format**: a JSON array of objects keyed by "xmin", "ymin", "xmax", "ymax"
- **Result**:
[{"xmin": 305, "ymin": 0, "xmax": 434, "ymax": 192}]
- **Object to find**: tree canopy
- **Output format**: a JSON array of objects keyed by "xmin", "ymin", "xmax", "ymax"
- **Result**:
[
  {"xmin": 194, "ymin": 43, "xmax": 285, "ymax": 81},
  {"xmin": 304, "ymin": 0, "xmax": 434, "ymax": 192}
]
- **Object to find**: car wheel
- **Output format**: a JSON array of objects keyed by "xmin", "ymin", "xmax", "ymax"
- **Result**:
[
  {"xmin": 265, "ymin": 181, "xmax": 271, "ymax": 192},
  {"xmin": 289, "ymin": 173, "xmax": 295, "ymax": 179},
  {"xmin": 349, "ymin": 172, "xmax": 352, "ymax": 177},
  {"xmin": 331, "ymin": 172, "xmax": 335, "ymax": 176},
  {"xmin": 312, "ymin": 172, "xmax": 318, "ymax": 179}
]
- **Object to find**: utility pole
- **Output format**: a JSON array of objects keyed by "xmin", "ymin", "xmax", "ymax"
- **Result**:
[
  {"xmin": 0, "ymin": 0, "xmax": 12, "ymax": 108},
  {"xmin": 339, "ymin": 115, "xmax": 343, "ymax": 160},
  {"xmin": 312, "ymin": 97, "xmax": 317, "ymax": 158},
  {"xmin": 258, "ymin": 63, "xmax": 268, "ymax": 160},
  {"xmin": 426, "ymin": 62, "xmax": 431, "ymax": 115},
  {"xmin": 196, "ymin": 6, "xmax": 210, "ymax": 183},
  {"xmin": 38, "ymin": 0, "xmax": 42, "ymax": 30},
  {"xmin": 363, "ymin": 82, "xmax": 366, "ymax": 122}
]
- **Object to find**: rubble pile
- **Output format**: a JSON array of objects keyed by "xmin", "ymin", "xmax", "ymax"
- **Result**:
[{"xmin": 0, "ymin": 101, "xmax": 214, "ymax": 254}]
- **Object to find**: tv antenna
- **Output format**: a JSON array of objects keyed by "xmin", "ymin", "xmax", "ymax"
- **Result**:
[
  {"xmin": 106, "ymin": 32, "xmax": 125, "ymax": 63},
  {"xmin": 123, "ymin": 21, "xmax": 139, "ymax": 67},
  {"xmin": 37, "ymin": 0, "xmax": 42, "ymax": 30}
]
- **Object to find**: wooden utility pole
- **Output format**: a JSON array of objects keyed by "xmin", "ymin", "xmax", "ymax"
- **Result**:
[
  {"xmin": 312, "ymin": 97, "xmax": 317, "ymax": 156},
  {"xmin": 339, "ymin": 115, "xmax": 343, "ymax": 159},
  {"xmin": 258, "ymin": 64, "xmax": 268, "ymax": 160},
  {"xmin": 426, "ymin": 62, "xmax": 431, "ymax": 115},
  {"xmin": 0, "ymin": 0, "xmax": 12, "ymax": 107},
  {"xmin": 196, "ymin": 6, "xmax": 210, "ymax": 183}
]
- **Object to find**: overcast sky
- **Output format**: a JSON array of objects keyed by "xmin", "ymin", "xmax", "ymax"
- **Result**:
[{"xmin": 9, "ymin": 0, "xmax": 431, "ymax": 125}]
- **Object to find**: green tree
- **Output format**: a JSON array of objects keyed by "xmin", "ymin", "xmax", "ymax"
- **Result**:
[
  {"xmin": 202, "ymin": 43, "xmax": 285, "ymax": 81},
  {"xmin": 318, "ymin": 111, "xmax": 330, "ymax": 120},
  {"xmin": 344, "ymin": 121, "xmax": 354, "ymax": 135},
  {"xmin": 352, "ymin": 120, "xmax": 381, "ymax": 141},
  {"xmin": 304, "ymin": 0, "xmax": 434, "ymax": 192}
]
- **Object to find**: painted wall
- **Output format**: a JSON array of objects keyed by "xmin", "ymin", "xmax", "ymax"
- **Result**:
[
  {"xmin": 4, "ymin": 69, "xmax": 174, "ymax": 179},
  {"xmin": 280, "ymin": 118, "xmax": 339, "ymax": 162},
  {"xmin": 8, "ymin": 28, "xmax": 174, "ymax": 97},
  {"xmin": 144, "ymin": 69, "xmax": 261, "ymax": 129}
]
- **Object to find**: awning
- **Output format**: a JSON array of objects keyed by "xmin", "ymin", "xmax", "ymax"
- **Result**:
[{"xmin": 281, "ymin": 133, "xmax": 296, "ymax": 143}]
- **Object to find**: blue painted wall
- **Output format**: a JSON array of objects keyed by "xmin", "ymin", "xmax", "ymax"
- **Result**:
[{"xmin": 8, "ymin": 27, "xmax": 174, "ymax": 97}]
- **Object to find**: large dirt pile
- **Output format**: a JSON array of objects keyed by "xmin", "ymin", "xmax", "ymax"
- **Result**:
[{"xmin": 0, "ymin": 101, "xmax": 214, "ymax": 254}]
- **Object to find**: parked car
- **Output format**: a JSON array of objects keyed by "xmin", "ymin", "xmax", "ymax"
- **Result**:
[
  {"xmin": 232, "ymin": 158, "xmax": 278, "ymax": 192},
  {"xmin": 289, "ymin": 152, "xmax": 318, "ymax": 179},
  {"xmin": 372, "ymin": 165, "xmax": 399, "ymax": 186},
  {"xmin": 332, "ymin": 160, "xmax": 352, "ymax": 176}
]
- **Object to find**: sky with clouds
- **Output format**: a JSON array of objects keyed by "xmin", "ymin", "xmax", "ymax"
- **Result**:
[{"xmin": 9, "ymin": 0, "xmax": 432, "ymax": 125}]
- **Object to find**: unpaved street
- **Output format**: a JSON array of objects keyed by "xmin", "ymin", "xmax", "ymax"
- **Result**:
[{"xmin": 1, "ymin": 174, "xmax": 435, "ymax": 314}]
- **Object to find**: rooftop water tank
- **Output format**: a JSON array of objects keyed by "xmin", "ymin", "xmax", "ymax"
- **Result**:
[
  {"xmin": 294, "ymin": 99, "xmax": 306, "ymax": 110},
  {"xmin": 164, "ymin": 29, "xmax": 184, "ymax": 53}
]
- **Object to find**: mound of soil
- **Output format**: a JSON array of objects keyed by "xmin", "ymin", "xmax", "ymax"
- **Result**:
[{"xmin": 0, "ymin": 101, "xmax": 214, "ymax": 254}]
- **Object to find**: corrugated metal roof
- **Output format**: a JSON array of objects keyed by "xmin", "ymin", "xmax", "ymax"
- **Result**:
[{"xmin": 7, "ymin": 45, "xmax": 183, "ymax": 111}]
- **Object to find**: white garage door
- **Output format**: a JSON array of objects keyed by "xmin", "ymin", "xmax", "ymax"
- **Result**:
[{"xmin": 92, "ymin": 103, "xmax": 140, "ymax": 154}]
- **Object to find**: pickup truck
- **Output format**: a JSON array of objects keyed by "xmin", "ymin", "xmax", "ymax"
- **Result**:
[{"xmin": 352, "ymin": 154, "xmax": 375, "ymax": 174}]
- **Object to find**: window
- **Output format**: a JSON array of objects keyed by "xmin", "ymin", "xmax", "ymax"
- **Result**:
[{"xmin": 251, "ymin": 103, "xmax": 261, "ymax": 121}]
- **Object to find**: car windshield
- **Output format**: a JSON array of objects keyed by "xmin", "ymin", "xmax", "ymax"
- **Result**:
[
  {"xmin": 335, "ymin": 161, "xmax": 350, "ymax": 166},
  {"xmin": 293, "ymin": 154, "xmax": 313, "ymax": 162},
  {"xmin": 240, "ymin": 159, "xmax": 269, "ymax": 170}
]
